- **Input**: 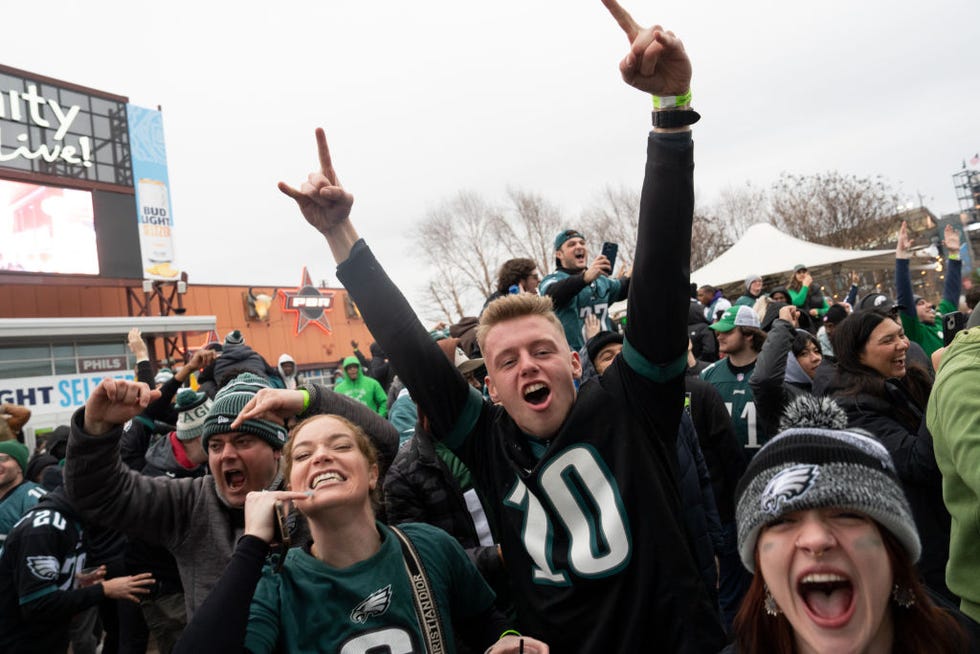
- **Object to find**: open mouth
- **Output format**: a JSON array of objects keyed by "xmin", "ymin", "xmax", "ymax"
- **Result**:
[
  {"xmin": 523, "ymin": 382, "xmax": 551, "ymax": 406},
  {"xmin": 797, "ymin": 572, "xmax": 855, "ymax": 627},
  {"xmin": 224, "ymin": 469, "xmax": 246, "ymax": 492},
  {"xmin": 311, "ymin": 471, "xmax": 346, "ymax": 489}
]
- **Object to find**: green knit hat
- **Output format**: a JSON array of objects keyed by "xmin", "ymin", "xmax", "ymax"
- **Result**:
[
  {"xmin": 202, "ymin": 373, "xmax": 287, "ymax": 451},
  {"xmin": 0, "ymin": 440, "xmax": 29, "ymax": 475}
]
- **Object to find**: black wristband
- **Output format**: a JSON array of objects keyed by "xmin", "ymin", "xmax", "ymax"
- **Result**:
[{"xmin": 651, "ymin": 109, "xmax": 701, "ymax": 129}]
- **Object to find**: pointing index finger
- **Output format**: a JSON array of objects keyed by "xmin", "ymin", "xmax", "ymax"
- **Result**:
[
  {"xmin": 315, "ymin": 128, "xmax": 339, "ymax": 185},
  {"xmin": 601, "ymin": 0, "xmax": 641, "ymax": 41}
]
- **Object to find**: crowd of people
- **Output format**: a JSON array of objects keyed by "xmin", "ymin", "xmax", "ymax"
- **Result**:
[{"xmin": 2, "ymin": 2, "xmax": 980, "ymax": 652}]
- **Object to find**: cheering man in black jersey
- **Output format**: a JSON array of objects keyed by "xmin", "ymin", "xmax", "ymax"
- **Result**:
[{"xmin": 276, "ymin": 2, "xmax": 724, "ymax": 651}]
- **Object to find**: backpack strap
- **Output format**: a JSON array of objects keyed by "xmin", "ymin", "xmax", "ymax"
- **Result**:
[{"xmin": 389, "ymin": 525, "xmax": 447, "ymax": 654}]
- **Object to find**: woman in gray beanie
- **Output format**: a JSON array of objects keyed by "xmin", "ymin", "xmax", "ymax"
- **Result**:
[{"xmin": 727, "ymin": 396, "xmax": 970, "ymax": 653}]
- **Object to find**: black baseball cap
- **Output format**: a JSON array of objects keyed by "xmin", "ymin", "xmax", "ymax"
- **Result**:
[{"xmin": 856, "ymin": 293, "xmax": 904, "ymax": 315}]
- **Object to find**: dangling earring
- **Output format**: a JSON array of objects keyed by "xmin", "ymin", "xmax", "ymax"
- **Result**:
[
  {"xmin": 892, "ymin": 584, "xmax": 915, "ymax": 608},
  {"xmin": 764, "ymin": 586, "xmax": 781, "ymax": 616}
]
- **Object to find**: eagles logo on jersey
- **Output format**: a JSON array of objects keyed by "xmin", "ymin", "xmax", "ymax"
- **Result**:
[
  {"xmin": 26, "ymin": 556, "xmax": 60, "ymax": 581},
  {"xmin": 760, "ymin": 464, "xmax": 819, "ymax": 515},
  {"xmin": 350, "ymin": 584, "xmax": 392, "ymax": 623}
]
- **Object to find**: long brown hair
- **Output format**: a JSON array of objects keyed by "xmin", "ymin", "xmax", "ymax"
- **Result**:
[
  {"xmin": 733, "ymin": 526, "xmax": 967, "ymax": 653},
  {"xmin": 830, "ymin": 311, "xmax": 932, "ymax": 425}
]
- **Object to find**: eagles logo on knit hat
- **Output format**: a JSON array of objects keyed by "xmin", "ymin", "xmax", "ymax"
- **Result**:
[
  {"xmin": 175, "ymin": 389, "xmax": 213, "ymax": 442},
  {"xmin": 734, "ymin": 395, "xmax": 920, "ymax": 573},
  {"xmin": 202, "ymin": 373, "xmax": 287, "ymax": 451}
]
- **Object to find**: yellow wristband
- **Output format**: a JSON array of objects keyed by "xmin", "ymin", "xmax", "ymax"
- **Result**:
[
  {"xmin": 652, "ymin": 89, "xmax": 692, "ymax": 109},
  {"xmin": 299, "ymin": 389, "xmax": 311, "ymax": 413},
  {"xmin": 499, "ymin": 630, "xmax": 521, "ymax": 639}
]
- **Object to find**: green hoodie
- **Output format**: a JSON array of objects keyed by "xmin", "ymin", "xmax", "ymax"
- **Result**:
[
  {"xmin": 333, "ymin": 355, "xmax": 388, "ymax": 417},
  {"xmin": 926, "ymin": 326, "xmax": 980, "ymax": 622}
]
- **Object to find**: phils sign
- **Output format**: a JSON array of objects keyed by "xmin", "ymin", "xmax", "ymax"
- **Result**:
[{"xmin": 280, "ymin": 268, "xmax": 334, "ymax": 335}]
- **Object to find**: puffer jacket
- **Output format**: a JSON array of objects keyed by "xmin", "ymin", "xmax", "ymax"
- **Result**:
[{"xmin": 827, "ymin": 372, "xmax": 952, "ymax": 602}]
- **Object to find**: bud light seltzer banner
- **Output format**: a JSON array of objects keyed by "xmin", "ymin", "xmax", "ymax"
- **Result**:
[{"xmin": 127, "ymin": 104, "xmax": 179, "ymax": 280}]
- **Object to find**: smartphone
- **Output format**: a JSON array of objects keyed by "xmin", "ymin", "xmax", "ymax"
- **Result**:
[
  {"xmin": 272, "ymin": 500, "xmax": 291, "ymax": 549},
  {"xmin": 601, "ymin": 242, "xmax": 618, "ymax": 274},
  {"xmin": 943, "ymin": 311, "xmax": 967, "ymax": 347}
]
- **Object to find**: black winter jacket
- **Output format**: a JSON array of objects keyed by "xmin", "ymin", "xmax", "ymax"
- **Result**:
[
  {"xmin": 828, "ymin": 373, "xmax": 953, "ymax": 602},
  {"xmin": 750, "ymin": 319, "xmax": 812, "ymax": 440}
]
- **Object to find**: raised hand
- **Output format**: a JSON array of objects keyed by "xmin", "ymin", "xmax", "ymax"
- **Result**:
[
  {"xmin": 83, "ymin": 379, "xmax": 160, "ymax": 436},
  {"xmin": 230, "ymin": 388, "xmax": 305, "ymax": 429},
  {"xmin": 896, "ymin": 221, "xmax": 913, "ymax": 259},
  {"xmin": 279, "ymin": 128, "xmax": 354, "ymax": 237},
  {"xmin": 944, "ymin": 224, "xmax": 961, "ymax": 254},
  {"xmin": 126, "ymin": 327, "xmax": 147, "ymax": 359},
  {"xmin": 601, "ymin": 0, "xmax": 691, "ymax": 96},
  {"xmin": 583, "ymin": 312, "xmax": 602, "ymax": 341},
  {"xmin": 280, "ymin": 129, "xmax": 360, "ymax": 263},
  {"xmin": 584, "ymin": 255, "xmax": 612, "ymax": 283},
  {"xmin": 778, "ymin": 304, "xmax": 800, "ymax": 327}
]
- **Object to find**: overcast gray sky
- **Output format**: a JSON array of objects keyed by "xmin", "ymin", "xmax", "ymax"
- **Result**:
[{"xmin": 7, "ymin": 1, "xmax": 979, "ymax": 317}]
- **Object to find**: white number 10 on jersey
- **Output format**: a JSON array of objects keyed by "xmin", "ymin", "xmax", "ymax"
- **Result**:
[{"xmin": 504, "ymin": 445, "xmax": 631, "ymax": 586}]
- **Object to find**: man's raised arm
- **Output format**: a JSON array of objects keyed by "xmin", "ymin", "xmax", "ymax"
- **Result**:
[
  {"xmin": 279, "ymin": 135, "xmax": 477, "ymax": 445},
  {"xmin": 602, "ymin": 0, "xmax": 695, "ymax": 373}
]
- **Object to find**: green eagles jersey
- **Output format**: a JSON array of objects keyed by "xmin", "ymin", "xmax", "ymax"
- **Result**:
[
  {"xmin": 900, "ymin": 298, "xmax": 955, "ymax": 356},
  {"xmin": 0, "ymin": 482, "xmax": 46, "ymax": 544},
  {"xmin": 700, "ymin": 359, "xmax": 761, "ymax": 451},
  {"xmin": 538, "ymin": 270, "xmax": 624, "ymax": 351},
  {"xmin": 245, "ymin": 522, "xmax": 494, "ymax": 654}
]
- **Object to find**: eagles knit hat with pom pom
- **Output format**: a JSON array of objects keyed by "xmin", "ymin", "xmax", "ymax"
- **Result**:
[
  {"xmin": 175, "ymin": 389, "xmax": 213, "ymax": 442},
  {"xmin": 734, "ymin": 395, "xmax": 920, "ymax": 572},
  {"xmin": 202, "ymin": 373, "xmax": 287, "ymax": 451},
  {"xmin": 224, "ymin": 330, "xmax": 245, "ymax": 346}
]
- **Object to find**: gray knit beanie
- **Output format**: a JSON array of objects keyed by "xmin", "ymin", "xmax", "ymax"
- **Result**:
[
  {"xmin": 735, "ymin": 396, "xmax": 920, "ymax": 572},
  {"xmin": 202, "ymin": 373, "xmax": 287, "ymax": 451}
]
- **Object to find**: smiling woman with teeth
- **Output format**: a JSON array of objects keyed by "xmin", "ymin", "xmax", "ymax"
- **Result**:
[
  {"xmin": 826, "ymin": 310, "xmax": 954, "ymax": 602},
  {"xmin": 728, "ymin": 396, "xmax": 971, "ymax": 654},
  {"xmin": 174, "ymin": 414, "xmax": 549, "ymax": 654}
]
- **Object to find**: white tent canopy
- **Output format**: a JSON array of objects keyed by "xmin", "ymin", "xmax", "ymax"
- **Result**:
[{"xmin": 691, "ymin": 223, "xmax": 894, "ymax": 288}]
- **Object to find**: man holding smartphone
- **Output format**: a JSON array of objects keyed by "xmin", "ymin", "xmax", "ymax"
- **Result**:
[{"xmin": 539, "ymin": 230, "xmax": 630, "ymax": 351}]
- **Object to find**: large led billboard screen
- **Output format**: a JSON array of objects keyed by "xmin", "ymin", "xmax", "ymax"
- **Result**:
[
  {"xmin": 0, "ymin": 65, "xmax": 177, "ymax": 281},
  {"xmin": 0, "ymin": 179, "xmax": 98, "ymax": 274}
]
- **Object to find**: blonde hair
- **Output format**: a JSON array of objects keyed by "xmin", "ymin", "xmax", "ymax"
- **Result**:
[{"xmin": 477, "ymin": 293, "xmax": 567, "ymax": 353}]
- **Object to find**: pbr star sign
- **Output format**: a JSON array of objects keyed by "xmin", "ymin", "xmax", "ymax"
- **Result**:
[{"xmin": 281, "ymin": 268, "xmax": 334, "ymax": 335}]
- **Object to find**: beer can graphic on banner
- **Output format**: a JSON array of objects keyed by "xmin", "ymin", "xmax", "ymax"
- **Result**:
[{"xmin": 138, "ymin": 178, "xmax": 178, "ymax": 279}]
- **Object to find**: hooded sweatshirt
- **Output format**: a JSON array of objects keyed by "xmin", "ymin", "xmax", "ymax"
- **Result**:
[
  {"xmin": 332, "ymin": 355, "xmax": 388, "ymax": 417},
  {"xmin": 277, "ymin": 353, "xmax": 299, "ymax": 390}
]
